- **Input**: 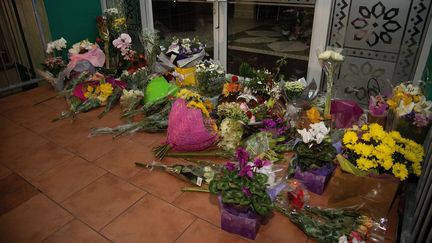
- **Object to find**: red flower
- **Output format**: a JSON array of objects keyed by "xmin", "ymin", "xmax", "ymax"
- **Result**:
[
  {"xmin": 138, "ymin": 54, "xmax": 145, "ymax": 59},
  {"xmin": 288, "ymin": 189, "xmax": 305, "ymax": 210},
  {"xmin": 231, "ymin": 75, "xmax": 239, "ymax": 83},
  {"xmin": 96, "ymin": 37, "xmax": 102, "ymax": 43}
]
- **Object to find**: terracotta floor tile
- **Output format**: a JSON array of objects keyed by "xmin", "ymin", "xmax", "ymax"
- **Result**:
[
  {"xmin": 43, "ymin": 219, "xmax": 110, "ymax": 243},
  {"xmin": 0, "ymin": 163, "xmax": 12, "ymax": 180},
  {"xmin": 0, "ymin": 92, "xmax": 33, "ymax": 113},
  {"xmin": 33, "ymin": 156, "xmax": 106, "ymax": 202},
  {"xmin": 129, "ymin": 167, "xmax": 188, "ymax": 203},
  {"xmin": 176, "ymin": 219, "xmax": 248, "ymax": 243},
  {"xmin": 0, "ymin": 116, "xmax": 27, "ymax": 138},
  {"xmin": 89, "ymin": 106, "xmax": 125, "ymax": 128},
  {"xmin": 0, "ymin": 130, "xmax": 48, "ymax": 163},
  {"xmin": 62, "ymin": 174, "xmax": 145, "ymax": 230},
  {"xmin": 77, "ymin": 107, "xmax": 105, "ymax": 122},
  {"xmin": 173, "ymin": 191, "xmax": 221, "ymax": 226},
  {"xmin": 2, "ymin": 103, "xmax": 54, "ymax": 125},
  {"xmin": 94, "ymin": 140, "xmax": 153, "ymax": 180},
  {"xmin": 41, "ymin": 119, "xmax": 93, "ymax": 147},
  {"xmin": 22, "ymin": 84, "xmax": 55, "ymax": 102},
  {"xmin": 254, "ymin": 212, "xmax": 308, "ymax": 243},
  {"xmin": 4, "ymin": 142, "xmax": 75, "ymax": 182},
  {"xmin": 42, "ymin": 96, "xmax": 69, "ymax": 111},
  {"xmin": 21, "ymin": 108, "xmax": 69, "ymax": 134},
  {"xmin": 68, "ymin": 134, "xmax": 128, "ymax": 162},
  {"xmin": 0, "ymin": 194, "xmax": 73, "ymax": 242},
  {"xmin": 129, "ymin": 131, "xmax": 167, "ymax": 147},
  {"xmin": 101, "ymin": 194, "xmax": 195, "ymax": 243},
  {"xmin": 0, "ymin": 173, "xmax": 39, "ymax": 215}
]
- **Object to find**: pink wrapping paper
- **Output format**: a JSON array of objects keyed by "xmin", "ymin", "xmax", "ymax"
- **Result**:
[
  {"xmin": 64, "ymin": 46, "xmax": 105, "ymax": 77},
  {"xmin": 330, "ymin": 100, "xmax": 364, "ymax": 128}
]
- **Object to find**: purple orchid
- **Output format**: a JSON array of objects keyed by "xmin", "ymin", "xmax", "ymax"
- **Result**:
[
  {"xmin": 242, "ymin": 187, "xmax": 252, "ymax": 197},
  {"xmin": 235, "ymin": 147, "xmax": 249, "ymax": 168},
  {"xmin": 239, "ymin": 165, "xmax": 253, "ymax": 178},
  {"xmin": 253, "ymin": 158, "xmax": 271, "ymax": 168},
  {"xmin": 225, "ymin": 161, "xmax": 236, "ymax": 172}
]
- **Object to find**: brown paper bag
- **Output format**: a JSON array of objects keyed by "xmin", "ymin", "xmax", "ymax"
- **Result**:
[{"xmin": 326, "ymin": 168, "xmax": 400, "ymax": 219}]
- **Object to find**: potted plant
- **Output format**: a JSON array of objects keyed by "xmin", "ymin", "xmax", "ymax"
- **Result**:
[{"xmin": 209, "ymin": 148, "xmax": 274, "ymax": 239}]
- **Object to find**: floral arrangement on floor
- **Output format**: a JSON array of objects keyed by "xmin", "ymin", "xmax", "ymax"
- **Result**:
[
  {"xmin": 284, "ymin": 79, "xmax": 306, "ymax": 101},
  {"xmin": 340, "ymin": 123, "xmax": 424, "ymax": 180},
  {"xmin": 209, "ymin": 148, "xmax": 274, "ymax": 216},
  {"xmin": 387, "ymin": 82, "xmax": 432, "ymax": 127},
  {"xmin": 295, "ymin": 122, "xmax": 336, "ymax": 170},
  {"xmin": 195, "ymin": 60, "xmax": 225, "ymax": 97},
  {"xmin": 37, "ymin": 37, "xmax": 68, "ymax": 90}
]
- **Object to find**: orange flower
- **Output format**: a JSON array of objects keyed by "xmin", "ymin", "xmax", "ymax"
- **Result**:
[
  {"xmin": 306, "ymin": 107, "xmax": 322, "ymax": 124},
  {"xmin": 222, "ymin": 83, "xmax": 241, "ymax": 97}
]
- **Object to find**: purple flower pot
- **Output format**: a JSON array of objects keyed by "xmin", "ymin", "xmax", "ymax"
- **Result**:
[
  {"xmin": 220, "ymin": 203, "xmax": 260, "ymax": 239},
  {"xmin": 293, "ymin": 164, "xmax": 335, "ymax": 195}
]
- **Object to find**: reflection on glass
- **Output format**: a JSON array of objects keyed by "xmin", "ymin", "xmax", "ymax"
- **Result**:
[
  {"xmin": 228, "ymin": 2, "xmax": 314, "ymax": 80},
  {"xmin": 152, "ymin": 1, "xmax": 214, "ymax": 58}
]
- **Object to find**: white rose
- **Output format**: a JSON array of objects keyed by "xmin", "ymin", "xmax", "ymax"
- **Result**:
[
  {"xmin": 46, "ymin": 43, "xmax": 54, "ymax": 54},
  {"xmin": 331, "ymin": 52, "xmax": 344, "ymax": 61},
  {"xmin": 318, "ymin": 50, "xmax": 332, "ymax": 60}
]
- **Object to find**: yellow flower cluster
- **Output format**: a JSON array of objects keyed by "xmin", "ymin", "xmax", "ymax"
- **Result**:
[
  {"xmin": 176, "ymin": 89, "xmax": 213, "ymax": 118},
  {"xmin": 84, "ymin": 82, "xmax": 114, "ymax": 104},
  {"xmin": 387, "ymin": 84, "xmax": 421, "ymax": 110},
  {"xmin": 342, "ymin": 123, "xmax": 424, "ymax": 180}
]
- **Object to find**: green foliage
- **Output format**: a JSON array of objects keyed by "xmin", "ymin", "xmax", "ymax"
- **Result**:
[
  {"xmin": 239, "ymin": 62, "xmax": 254, "ymax": 78},
  {"xmin": 294, "ymin": 142, "xmax": 336, "ymax": 170},
  {"xmin": 209, "ymin": 168, "xmax": 273, "ymax": 216}
]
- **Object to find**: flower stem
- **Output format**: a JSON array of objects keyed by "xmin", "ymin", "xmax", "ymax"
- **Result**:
[{"xmin": 182, "ymin": 187, "xmax": 210, "ymax": 193}]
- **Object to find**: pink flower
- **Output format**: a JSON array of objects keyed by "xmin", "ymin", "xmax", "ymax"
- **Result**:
[
  {"xmin": 113, "ymin": 33, "xmax": 132, "ymax": 50},
  {"xmin": 225, "ymin": 162, "xmax": 236, "ymax": 172},
  {"xmin": 239, "ymin": 165, "xmax": 253, "ymax": 178}
]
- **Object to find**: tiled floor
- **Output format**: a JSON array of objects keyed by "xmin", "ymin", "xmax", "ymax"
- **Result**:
[{"xmin": 0, "ymin": 85, "xmax": 399, "ymax": 242}]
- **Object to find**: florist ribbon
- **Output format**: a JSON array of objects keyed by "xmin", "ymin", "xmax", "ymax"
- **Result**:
[{"xmin": 64, "ymin": 47, "xmax": 105, "ymax": 78}]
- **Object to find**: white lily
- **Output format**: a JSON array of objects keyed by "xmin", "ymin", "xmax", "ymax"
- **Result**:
[{"xmin": 396, "ymin": 101, "xmax": 415, "ymax": 117}]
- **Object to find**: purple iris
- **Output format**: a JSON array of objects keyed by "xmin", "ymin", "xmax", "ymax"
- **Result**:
[
  {"xmin": 235, "ymin": 147, "xmax": 249, "ymax": 168},
  {"xmin": 239, "ymin": 165, "xmax": 253, "ymax": 178},
  {"xmin": 254, "ymin": 158, "xmax": 271, "ymax": 168},
  {"xmin": 242, "ymin": 187, "xmax": 252, "ymax": 197},
  {"xmin": 225, "ymin": 161, "xmax": 236, "ymax": 172}
]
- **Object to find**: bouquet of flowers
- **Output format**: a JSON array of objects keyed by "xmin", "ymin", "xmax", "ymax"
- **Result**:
[
  {"xmin": 216, "ymin": 102, "xmax": 249, "ymax": 152},
  {"xmin": 195, "ymin": 60, "xmax": 225, "ymax": 97},
  {"xmin": 153, "ymin": 89, "xmax": 218, "ymax": 158},
  {"xmin": 387, "ymin": 82, "xmax": 431, "ymax": 128},
  {"xmin": 209, "ymin": 148, "xmax": 274, "ymax": 239},
  {"xmin": 119, "ymin": 89, "xmax": 144, "ymax": 114},
  {"xmin": 63, "ymin": 40, "xmax": 105, "ymax": 78},
  {"xmin": 54, "ymin": 73, "xmax": 126, "ymax": 121},
  {"xmin": 37, "ymin": 37, "xmax": 68, "ymax": 90},
  {"xmin": 340, "ymin": 123, "xmax": 424, "ymax": 180},
  {"xmin": 135, "ymin": 161, "xmax": 217, "ymax": 187},
  {"xmin": 244, "ymin": 68, "xmax": 273, "ymax": 99},
  {"xmin": 275, "ymin": 180, "xmax": 379, "ymax": 243},
  {"xmin": 317, "ymin": 48, "xmax": 345, "ymax": 118}
]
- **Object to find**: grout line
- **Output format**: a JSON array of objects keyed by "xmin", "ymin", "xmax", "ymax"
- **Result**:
[
  {"xmin": 39, "ymin": 216, "xmax": 75, "ymax": 242},
  {"xmin": 98, "ymin": 193, "xmax": 148, "ymax": 232},
  {"xmin": 173, "ymin": 217, "xmax": 198, "ymax": 243}
]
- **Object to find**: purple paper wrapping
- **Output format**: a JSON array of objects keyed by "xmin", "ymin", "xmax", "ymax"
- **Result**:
[
  {"xmin": 219, "ymin": 200, "xmax": 260, "ymax": 239},
  {"xmin": 330, "ymin": 100, "xmax": 364, "ymax": 128},
  {"xmin": 293, "ymin": 164, "xmax": 335, "ymax": 195}
]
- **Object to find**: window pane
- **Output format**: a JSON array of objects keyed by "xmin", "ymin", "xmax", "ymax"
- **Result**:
[
  {"xmin": 228, "ymin": 2, "xmax": 314, "ymax": 80},
  {"xmin": 152, "ymin": 1, "xmax": 214, "ymax": 58}
]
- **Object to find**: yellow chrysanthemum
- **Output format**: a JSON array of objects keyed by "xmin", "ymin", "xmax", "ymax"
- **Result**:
[
  {"xmin": 361, "ymin": 124, "xmax": 368, "ymax": 131},
  {"xmin": 392, "ymin": 163, "xmax": 409, "ymax": 181},
  {"xmin": 412, "ymin": 162, "xmax": 422, "ymax": 176},
  {"xmin": 357, "ymin": 157, "xmax": 376, "ymax": 171},
  {"xmin": 99, "ymin": 83, "xmax": 113, "ymax": 96},
  {"xmin": 361, "ymin": 132, "xmax": 371, "ymax": 142},
  {"xmin": 343, "ymin": 131, "xmax": 358, "ymax": 145},
  {"xmin": 382, "ymin": 156, "xmax": 394, "ymax": 170},
  {"xmin": 353, "ymin": 143, "xmax": 373, "ymax": 157}
]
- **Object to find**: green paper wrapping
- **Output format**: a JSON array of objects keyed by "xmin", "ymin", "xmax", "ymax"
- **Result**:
[
  {"xmin": 144, "ymin": 76, "xmax": 178, "ymax": 106},
  {"xmin": 336, "ymin": 154, "xmax": 370, "ymax": 177}
]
